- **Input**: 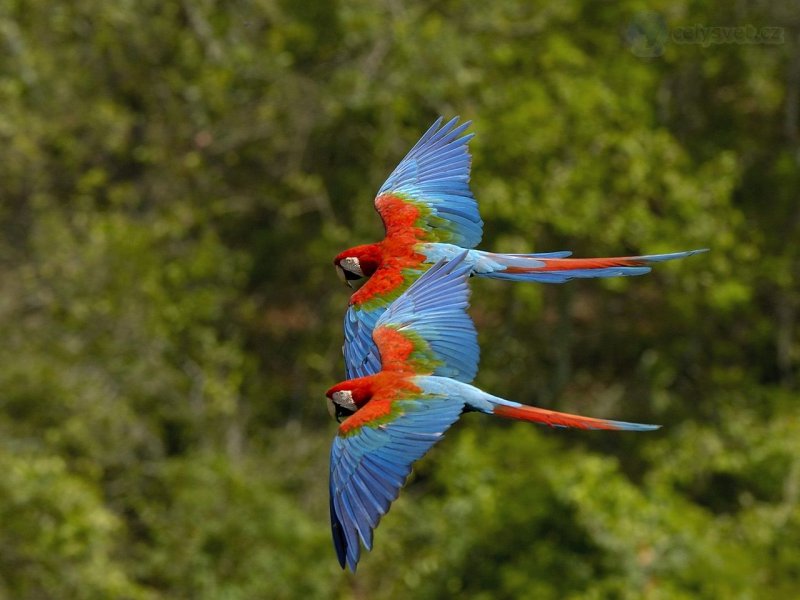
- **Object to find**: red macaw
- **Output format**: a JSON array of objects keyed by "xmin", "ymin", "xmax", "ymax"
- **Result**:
[
  {"xmin": 327, "ymin": 252, "xmax": 659, "ymax": 571},
  {"xmin": 335, "ymin": 117, "xmax": 706, "ymax": 380}
]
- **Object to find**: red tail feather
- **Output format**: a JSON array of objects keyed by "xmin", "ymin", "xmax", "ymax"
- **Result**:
[
  {"xmin": 492, "ymin": 404, "xmax": 646, "ymax": 431},
  {"xmin": 502, "ymin": 256, "xmax": 645, "ymax": 274}
]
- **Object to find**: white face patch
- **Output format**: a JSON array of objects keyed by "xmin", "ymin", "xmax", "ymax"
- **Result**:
[
  {"xmin": 332, "ymin": 390, "xmax": 357, "ymax": 411},
  {"xmin": 340, "ymin": 256, "xmax": 363, "ymax": 277}
]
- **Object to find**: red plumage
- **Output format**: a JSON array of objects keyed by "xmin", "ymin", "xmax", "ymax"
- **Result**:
[
  {"xmin": 327, "ymin": 372, "xmax": 422, "ymax": 435},
  {"xmin": 348, "ymin": 194, "xmax": 428, "ymax": 307}
]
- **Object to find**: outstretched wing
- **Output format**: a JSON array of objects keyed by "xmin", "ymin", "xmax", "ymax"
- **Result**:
[
  {"xmin": 342, "ymin": 117, "xmax": 480, "ymax": 377},
  {"xmin": 331, "ymin": 253, "xmax": 478, "ymax": 570},
  {"xmin": 374, "ymin": 251, "xmax": 479, "ymax": 382},
  {"xmin": 343, "ymin": 305, "xmax": 383, "ymax": 379},
  {"xmin": 375, "ymin": 117, "xmax": 483, "ymax": 248},
  {"xmin": 343, "ymin": 251, "xmax": 478, "ymax": 380},
  {"xmin": 330, "ymin": 390, "xmax": 466, "ymax": 571}
]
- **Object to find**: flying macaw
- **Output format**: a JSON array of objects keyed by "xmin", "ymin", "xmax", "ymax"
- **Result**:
[
  {"xmin": 326, "ymin": 252, "xmax": 659, "ymax": 571},
  {"xmin": 335, "ymin": 117, "xmax": 706, "ymax": 379}
]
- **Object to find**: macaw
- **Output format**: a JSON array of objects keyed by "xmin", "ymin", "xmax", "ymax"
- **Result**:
[
  {"xmin": 326, "ymin": 252, "xmax": 659, "ymax": 571},
  {"xmin": 335, "ymin": 116, "xmax": 706, "ymax": 379}
]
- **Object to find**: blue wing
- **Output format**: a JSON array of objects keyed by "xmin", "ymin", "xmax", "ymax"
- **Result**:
[
  {"xmin": 376, "ymin": 116, "xmax": 483, "ymax": 248},
  {"xmin": 344, "ymin": 252, "xmax": 479, "ymax": 380},
  {"xmin": 343, "ymin": 305, "xmax": 383, "ymax": 379},
  {"xmin": 330, "ymin": 393, "xmax": 466, "ymax": 571},
  {"xmin": 374, "ymin": 251, "xmax": 479, "ymax": 382}
]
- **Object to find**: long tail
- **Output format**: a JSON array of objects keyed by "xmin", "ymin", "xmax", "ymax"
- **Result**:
[
  {"xmin": 429, "ymin": 378, "xmax": 660, "ymax": 431},
  {"xmin": 476, "ymin": 249, "xmax": 708, "ymax": 283}
]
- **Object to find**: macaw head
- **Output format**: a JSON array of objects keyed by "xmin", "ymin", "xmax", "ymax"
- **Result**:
[
  {"xmin": 333, "ymin": 244, "xmax": 382, "ymax": 288},
  {"xmin": 325, "ymin": 378, "xmax": 373, "ymax": 422}
]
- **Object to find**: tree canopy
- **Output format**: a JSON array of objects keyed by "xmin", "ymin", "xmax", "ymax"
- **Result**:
[{"xmin": 0, "ymin": 1, "xmax": 797, "ymax": 598}]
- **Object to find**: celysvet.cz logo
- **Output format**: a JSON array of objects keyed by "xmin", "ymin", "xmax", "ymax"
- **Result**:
[
  {"xmin": 626, "ymin": 12, "xmax": 785, "ymax": 58},
  {"xmin": 673, "ymin": 24, "xmax": 785, "ymax": 47}
]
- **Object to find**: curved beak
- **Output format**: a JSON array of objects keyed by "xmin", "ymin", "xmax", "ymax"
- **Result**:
[
  {"xmin": 326, "ymin": 397, "xmax": 337, "ymax": 420},
  {"xmin": 335, "ymin": 265, "xmax": 353, "ymax": 288},
  {"xmin": 327, "ymin": 397, "xmax": 349, "ymax": 423}
]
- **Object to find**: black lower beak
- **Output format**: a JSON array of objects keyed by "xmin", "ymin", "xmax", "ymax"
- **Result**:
[{"xmin": 336, "ymin": 404, "xmax": 355, "ymax": 422}]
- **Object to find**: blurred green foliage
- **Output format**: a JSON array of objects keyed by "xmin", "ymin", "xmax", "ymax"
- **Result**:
[{"xmin": 0, "ymin": 0, "xmax": 797, "ymax": 598}]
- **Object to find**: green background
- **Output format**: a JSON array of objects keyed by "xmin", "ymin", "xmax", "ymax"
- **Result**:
[{"xmin": 1, "ymin": 1, "xmax": 797, "ymax": 598}]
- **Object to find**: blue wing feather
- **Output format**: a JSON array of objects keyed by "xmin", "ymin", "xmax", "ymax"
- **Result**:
[
  {"xmin": 329, "ymin": 393, "xmax": 466, "ymax": 571},
  {"xmin": 345, "ymin": 253, "xmax": 479, "ymax": 381},
  {"xmin": 376, "ymin": 117, "xmax": 483, "ymax": 248},
  {"xmin": 344, "ymin": 306, "xmax": 383, "ymax": 379},
  {"xmin": 375, "ymin": 252, "xmax": 480, "ymax": 383}
]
